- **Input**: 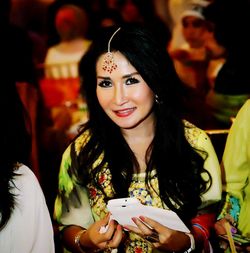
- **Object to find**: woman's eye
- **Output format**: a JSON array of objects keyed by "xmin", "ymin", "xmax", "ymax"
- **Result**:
[
  {"xmin": 98, "ymin": 80, "xmax": 112, "ymax": 88},
  {"xmin": 126, "ymin": 77, "xmax": 139, "ymax": 85}
]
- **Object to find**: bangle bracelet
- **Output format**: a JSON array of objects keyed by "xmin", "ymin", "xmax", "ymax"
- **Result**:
[
  {"xmin": 74, "ymin": 229, "xmax": 87, "ymax": 252},
  {"xmin": 184, "ymin": 233, "xmax": 195, "ymax": 253},
  {"xmin": 75, "ymin": 229, "xmax": 102, "ymax": 253}
]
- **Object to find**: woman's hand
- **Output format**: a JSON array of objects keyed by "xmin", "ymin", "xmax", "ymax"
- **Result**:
[
  {"xmin": 82, "ymin": 213, "xmax": 124, "ymax": 251},
  {"xmin": 214, "ymin": 218, "xmax": 250, "ymax": 253},
  {"xmin": 214, "ymin": 217, "xmax": 237, "ymax": 235},
  {"xmin": 124, "ymin": 216, "xmax": 191, "ymax": 252}
]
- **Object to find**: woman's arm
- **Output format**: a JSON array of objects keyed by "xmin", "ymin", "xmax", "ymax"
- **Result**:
[
  {"xmin": 222, "ymin": 100, "xmax": 250, "ymax": 202},
  {"xmin": 188, "ymin": 127, "xmax": 223, "ymax": 252},
  {"xmin": 214, "ymin": 100, "xmax": 250, "ymax": 235},
  {"xmin": 60, "ymin": 215, "xmax": 123, "ymax": 252},
  {"xmin": 54, "ymin": 133, "xmax": 124, "ymax": 252}
]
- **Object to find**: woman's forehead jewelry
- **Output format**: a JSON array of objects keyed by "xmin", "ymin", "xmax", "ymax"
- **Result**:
[{"xmin": 102, "ymin": 27, "xmax": 121, "ymax": 73}]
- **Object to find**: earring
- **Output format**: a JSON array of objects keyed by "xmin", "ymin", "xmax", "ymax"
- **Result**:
[{"xmin": 155, "ymin": 94, "xmax": 160, "ymax": 104}]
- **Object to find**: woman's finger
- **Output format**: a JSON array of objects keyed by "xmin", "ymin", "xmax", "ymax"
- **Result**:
[
  {"xmin": 139, "ymin": 216, "xmax": 167, "ymax": 234},
  {"xmin": 129, "ymin": 217, "xmax": 160, "ymax": 243},
  {"xmin": 102, "ymin": 212, "xmax": 111, "ymax": 224},
  {"xmin": 103, "ymin": 219, "xmax": 117, "ymax": 239},
  {"xmin": 132, "ymin": 217, "xmax": 154, "ymax": 234},
  {"xmin": 108, "ymin": 224, "xmax": 123, "ymax": 248},
  {"xmin": 123, "ymin": 224, "xmax": 142, "ymax": 234}
]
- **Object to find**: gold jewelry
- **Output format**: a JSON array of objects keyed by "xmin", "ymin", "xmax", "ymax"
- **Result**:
[
  {"xmin": 75, "ymin": 229, "xmax": 104, "ymax": 252},
  {"xmin": 102, "ymin": 27, "xmax": 121, "ymax": 73},
  {"xmin": 74, "ymin": 229, "xmax": 87, "ymax": 252}
]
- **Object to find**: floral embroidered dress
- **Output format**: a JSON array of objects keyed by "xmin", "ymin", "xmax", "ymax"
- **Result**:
[{"xmin": 54, "ymin": 121, "xmax": 222, "ymax": 253}]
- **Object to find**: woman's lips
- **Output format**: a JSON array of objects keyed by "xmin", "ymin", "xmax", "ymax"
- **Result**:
[{"xmin": 113, "ymin": 107, "xmax": 136, "ymax": 117}]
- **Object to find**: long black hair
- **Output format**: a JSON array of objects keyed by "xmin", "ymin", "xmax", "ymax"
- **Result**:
[
  {"xmin": 71, "ymin": 24, "xmax": 211, "ymax": 222},
  {"xmin": 0, "ymin": 87, "xmax": 31, "ymax": 230}
]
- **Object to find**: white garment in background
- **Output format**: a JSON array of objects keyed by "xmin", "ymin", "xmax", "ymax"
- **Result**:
[
  {"xmin": 45, "ymin": 39, "xmax": 91, "ymax": 79},
  {"xmin": 0, "ymin": 165, "xmax": 55, "ymax": 253}
]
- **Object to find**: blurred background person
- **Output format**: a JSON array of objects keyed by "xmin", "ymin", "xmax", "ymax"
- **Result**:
[
  {"xmin": 204, "ymin": 0, "xmax": 250, "ymax": 128},
  {"xmin": 39, "ymin": 2, "xmax": 92, "ymax": 219},
  {"xmin": 167, "ymin": 0, "xmax": 212, "ymax": 51},
  {"xmin": 168, "ymin": 1, "xmax": 219, "ymax": 129},
  {"xmin": 169, "ymin": 3, "xmax": 211, "ymax": 97},
  {"xmin": 44, "ymin": 3, "xmax": 92, "ymax": 79}
]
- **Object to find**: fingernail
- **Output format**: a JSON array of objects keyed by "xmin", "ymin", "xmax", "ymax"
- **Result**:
[
  {"xmin": 123, "ymin": 226, "xmax": 129, "ymax": 231},
  {"xmin": 132, "ymin": 217, "xmax": 137, "ymax": 223},
  {"xmin": 139, "ymin": 216, "xmax": 145, "ymax": 221}
]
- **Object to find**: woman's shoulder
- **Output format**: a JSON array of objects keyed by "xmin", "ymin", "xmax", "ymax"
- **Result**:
[
  {"xmin": 228, "ymin": 99, "xmax": 250, "ymax": 136},
  {"xmin": 72, "ymin": 129, "xmax": 91, "ymax": 153},
  {"xmin": 12, "ymin": 164, "xmax": 40, "ymax": 192},
  {"xmin": 7, "ymin": 164, "xmax": 54, "ymax": 253},
  {"xmin": 61, "ymin": 129, "xmax": 92, "ymax": 160},
  {"xmin": 183, "ymin": 120, "xmax": 210, "ymax": 149},
  {"xmin": 239, "ymin": 99, "xmax": 250, "ymax": 115},
  {"xmin": 12, "ymin": 164, "xmax": 50, "ymax": 208}
]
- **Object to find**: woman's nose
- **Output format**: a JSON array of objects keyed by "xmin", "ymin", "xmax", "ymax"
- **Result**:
[{"xmin": 114, "ymin": 84, "xmax": 127, "ymax": 105}]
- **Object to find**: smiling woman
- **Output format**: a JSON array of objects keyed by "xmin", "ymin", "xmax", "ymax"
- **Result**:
[
  {"xmin": 54, "ymin": 24, "xmax": 222, "ymax": 253},
  {"xmin": 96, "ymin": 52, "xmax": 154, "ymax": 130}
]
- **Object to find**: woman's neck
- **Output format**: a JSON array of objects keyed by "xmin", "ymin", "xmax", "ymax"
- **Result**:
[{"xmin": 122, "ymin": 116, "xmax": 155, "ymax": 173}]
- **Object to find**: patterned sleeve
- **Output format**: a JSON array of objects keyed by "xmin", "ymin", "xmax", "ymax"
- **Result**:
[
  {"xmin": 184, "ymin": 120, "xmax": 222, "ymax": 208},
  {"xmin": 54, "ymin": 131, "xmax": 94, "ymax": 229},
  {"xmin": 197, "ymin": 129, "xmax": 222, "ymax": 208},
  {"xmin": 184, "ymin": 122, "xmax": 222, "ymax": 252},
  {"xmin": 54, "ymin": 144, "xmax": 75, "ymax": 223},
  {"xmin": 217, "ymin": 192, "xmax": 240, "ymax": 226}
]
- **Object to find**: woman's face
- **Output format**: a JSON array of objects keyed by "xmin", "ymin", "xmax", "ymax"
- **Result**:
[
  {"xmin": 182, "ymin": 16, "xmax": 207, "ymax": 48},
  {"xmin": 96, "ymin": 51, "xmax": 155, "ymax": 130}
]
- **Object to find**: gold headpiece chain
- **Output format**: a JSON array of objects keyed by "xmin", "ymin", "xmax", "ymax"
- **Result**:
[{"xmin": 102, "ymin": 27, "xmax": 121, "ymax": 73}]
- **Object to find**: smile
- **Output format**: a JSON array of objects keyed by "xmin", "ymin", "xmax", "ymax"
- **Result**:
[{"xmin": 113, "ymin": 108, "xmax": 136, "ymax": 117}]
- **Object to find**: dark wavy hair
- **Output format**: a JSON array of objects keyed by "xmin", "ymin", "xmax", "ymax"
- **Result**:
[
  {"xmin": 71, "ymin": 24, "xmax": 211, "ymax": 222},
  {"xmin": 0, "ymin": 89, "xmax": 31, "ymax": 230}
]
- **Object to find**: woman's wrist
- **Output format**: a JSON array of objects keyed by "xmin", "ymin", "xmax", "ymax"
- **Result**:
[
  {"xmin": 75, "ymin": 229, "xmax": 87, "ymax": 252},
  {"xmin": 76, "ymin": 228, "xmax": 101, "ymax": 253}
]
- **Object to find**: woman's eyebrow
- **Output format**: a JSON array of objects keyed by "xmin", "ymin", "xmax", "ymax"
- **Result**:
[
  {"xmin": 97, "ymin": 76, "xmax": 111, "ymax": 80},
  {"xmin": 122, "ymin": 72, "xmax": 139, "ymax": 79},
  {"xmin": 97, "ymin": 72, "xmax": 139, "ymax": 80}
]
